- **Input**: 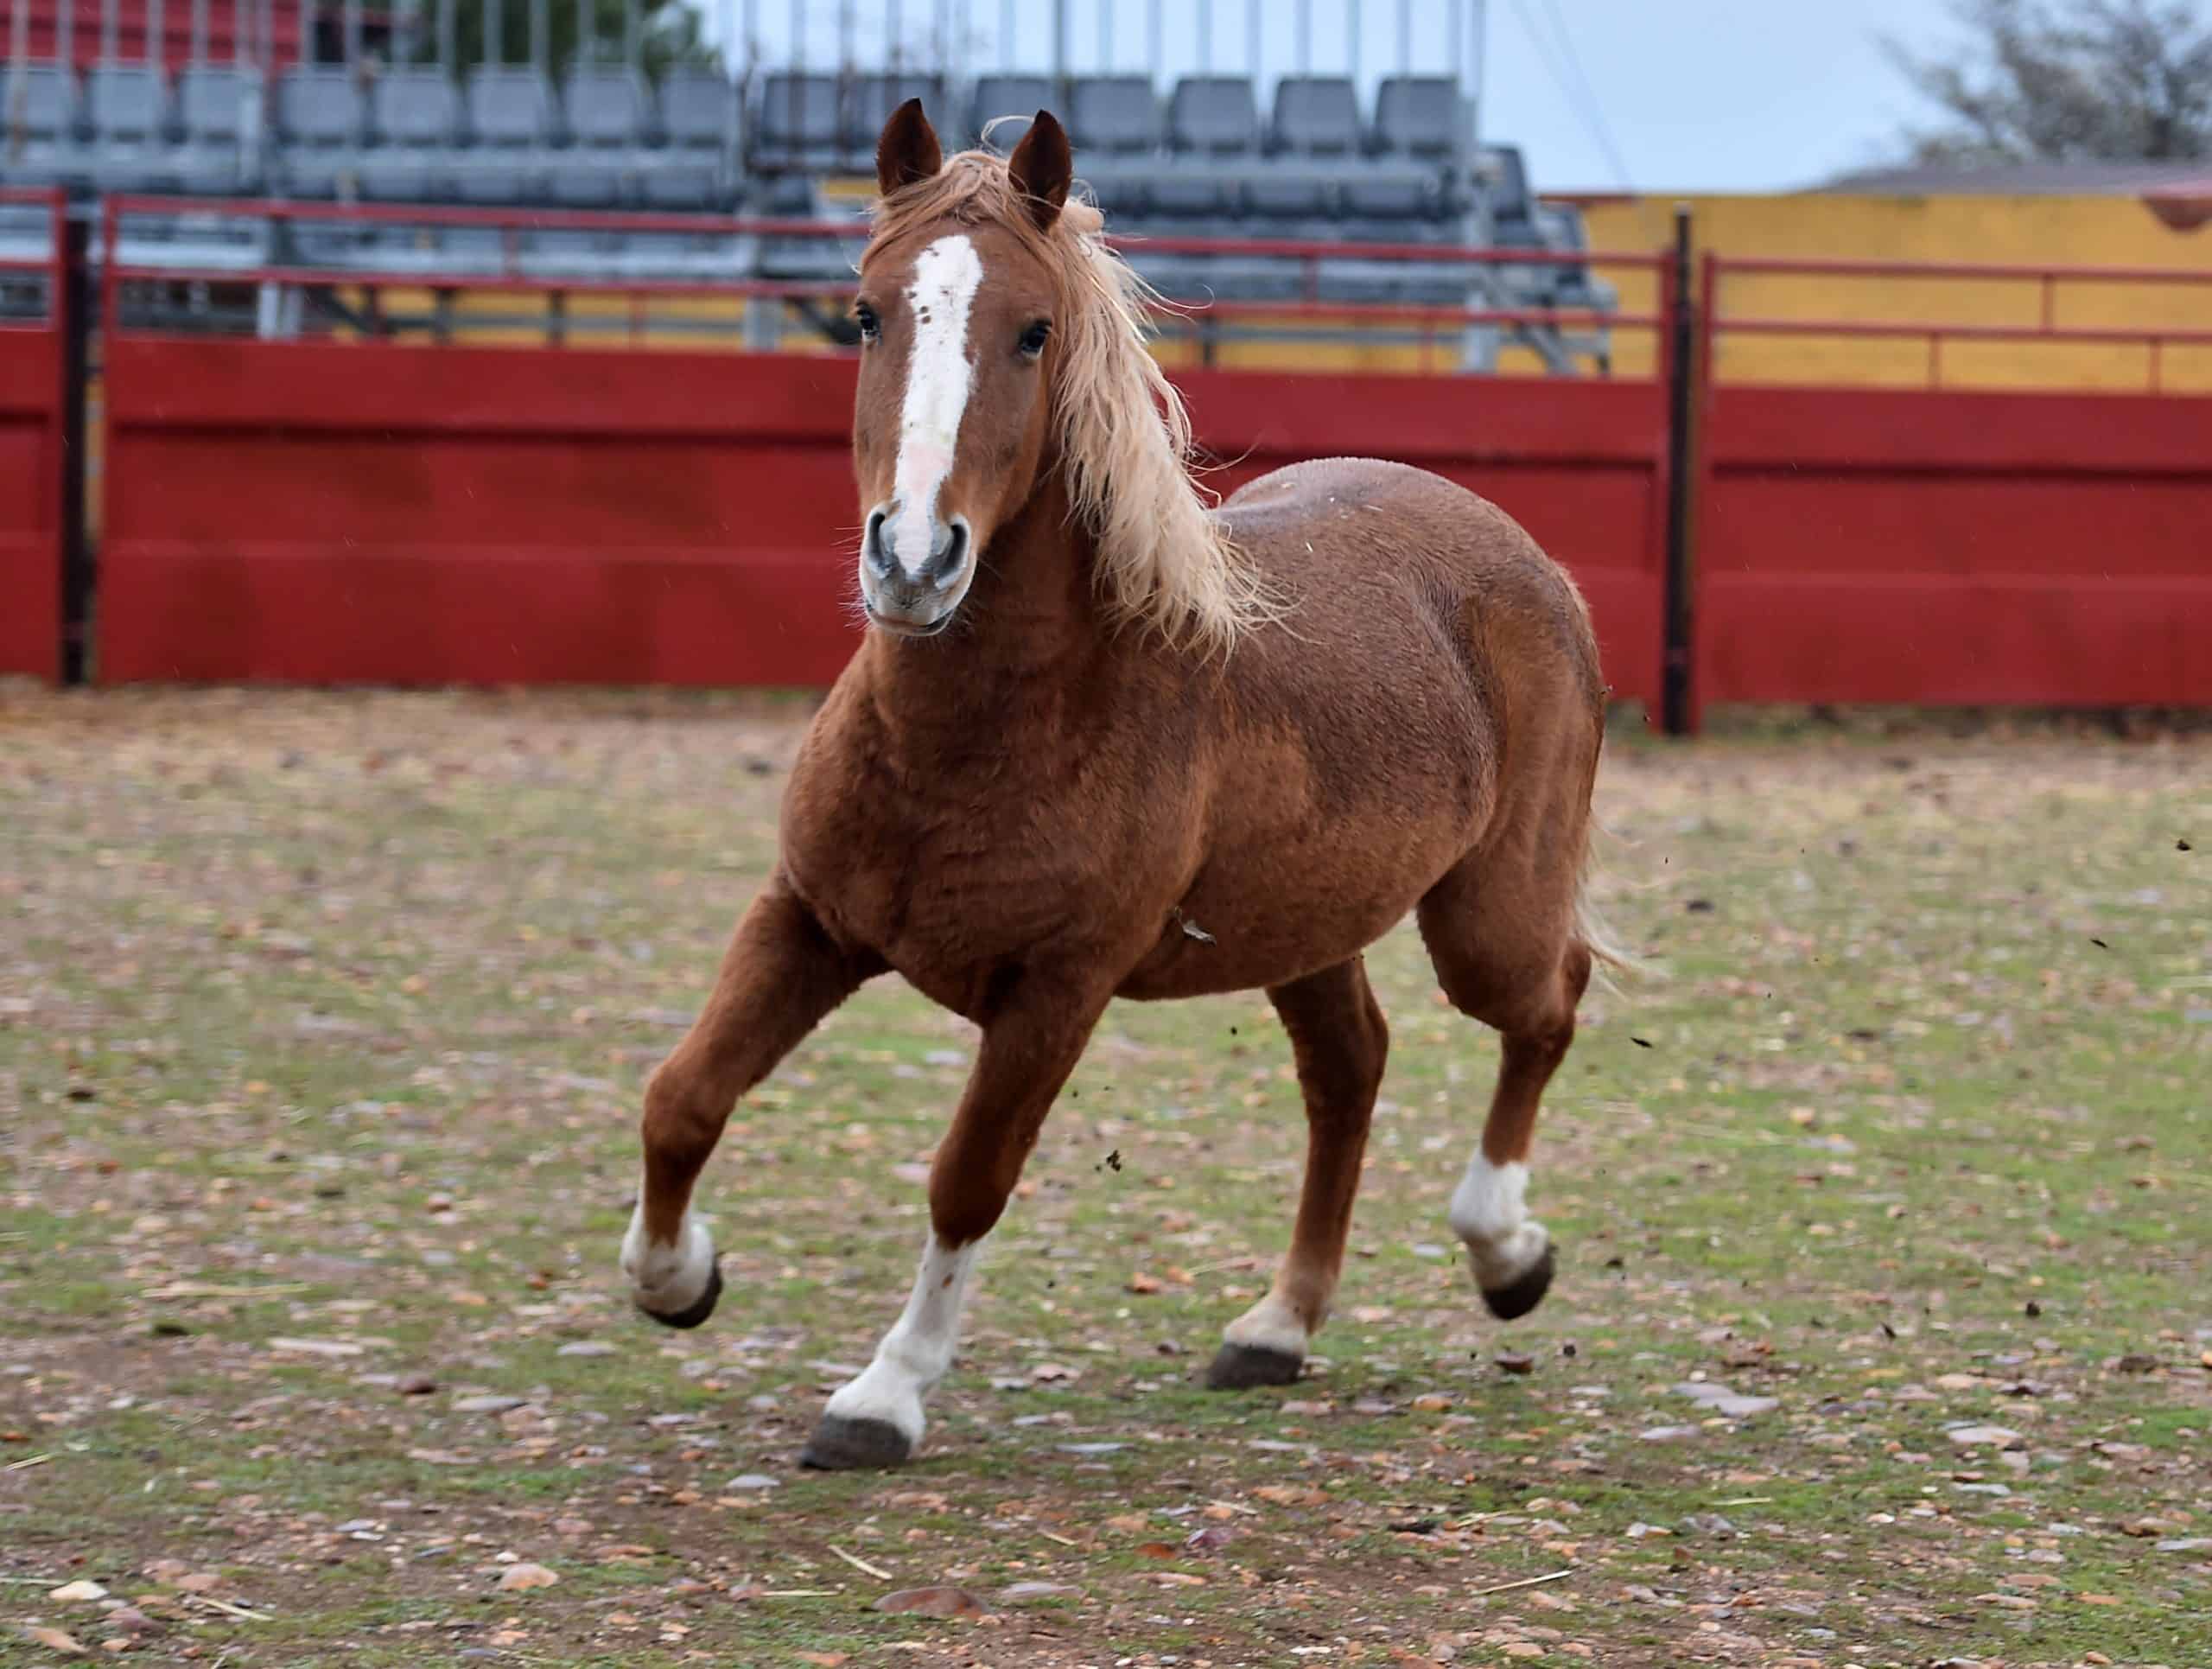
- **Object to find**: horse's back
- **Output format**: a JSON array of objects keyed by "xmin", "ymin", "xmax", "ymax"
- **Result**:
[{"xmin": 1220, "ymin": 457, "xmax": 1604, "ymax": 719}]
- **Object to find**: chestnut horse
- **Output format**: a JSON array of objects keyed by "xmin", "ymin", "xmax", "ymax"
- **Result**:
[{"xmin": 620, "ymin": 102, "xmax": 1615, "ymax": 1469}]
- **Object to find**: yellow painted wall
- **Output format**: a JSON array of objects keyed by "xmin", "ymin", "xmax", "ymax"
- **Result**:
[{"xmin": 1579, "ymin": 192, "xmax": 2212, "ymax": 391}]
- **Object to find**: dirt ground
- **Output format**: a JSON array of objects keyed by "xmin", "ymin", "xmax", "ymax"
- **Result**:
[{"xmin": 2, "ymin": 687, "xmax": 2207, "ymax": 1668}]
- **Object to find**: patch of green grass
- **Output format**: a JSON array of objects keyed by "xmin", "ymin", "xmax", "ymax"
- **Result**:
[{"xmin": 2, "ymin": 690, "xmax": 2206, "ymax": 1666}]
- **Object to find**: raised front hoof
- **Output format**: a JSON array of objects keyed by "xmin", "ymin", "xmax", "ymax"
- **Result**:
[
  {"xmin": 636, "ymin": 1261, "xmax": 723, "ymax": 1330},
  {"xmin": 1481, "ymin": 1243, "xmax": 1556, "ymax": 1322},
  {"xmin": 1205, "ymin": 1341, "xmax": 1306, "ymax": 1391},
  {"xmin": 799, "ymin": 1414, "xmax": 915, "ymax": 1471}
]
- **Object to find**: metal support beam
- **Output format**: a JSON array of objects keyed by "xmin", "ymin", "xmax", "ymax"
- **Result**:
[{"xmin": 1662, "ymin": 205, "xmax": 1699, "ymax": 737}]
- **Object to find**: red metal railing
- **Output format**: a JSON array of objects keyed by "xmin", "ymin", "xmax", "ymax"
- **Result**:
[
  {"xmin": 101, "ymin": 195, "xmax": 1662, "ymax": 372},
  {"xmin": 1704, "ymin": 252, "xmax": 2212, "ymax": 392},
  {"xmin": 0, "ymin": 188, "xmax": 67, "ymax": 319}
]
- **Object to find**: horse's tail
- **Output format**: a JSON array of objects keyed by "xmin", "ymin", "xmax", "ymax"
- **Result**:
[
  {"xmin": 1573, "ymin": 860, "xmax": 1640, "ymax": 986},
  {"xmin": 1572, "ymin": 733, "xmax": 1644, "ymax": 991}
]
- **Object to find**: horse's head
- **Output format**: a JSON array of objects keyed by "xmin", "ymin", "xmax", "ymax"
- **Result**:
[{"xmin": 849, "ymin": 99, "xmax": 1072, "ymax": 637}]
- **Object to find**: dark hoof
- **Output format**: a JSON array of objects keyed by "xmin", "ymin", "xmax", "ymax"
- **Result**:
[
  {"xmin": 799, "ymin": 1414, "xmax": 914, "ymax": 1471},
  {"xmin": 1205, "ymin": 1341, "xmax": 1306, "ymax": 1391},
  {"xmin": 1481, "ymin": 1242, "xmax": 1556, "ymax": 1322},
  {"xmin": 638, "ymin": 1261, "xmax": 722, "ymax": 1330}
]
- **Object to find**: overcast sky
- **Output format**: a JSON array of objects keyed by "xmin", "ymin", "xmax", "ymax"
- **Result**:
[{"xmin": 701, "ymin": 0, "xmax": 1966, "ymax": 193}]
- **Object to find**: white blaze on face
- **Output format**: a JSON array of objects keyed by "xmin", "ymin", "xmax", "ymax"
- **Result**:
[{"xmin": 883, "ymin": 233, "xmax": 985, "ymax": 579}]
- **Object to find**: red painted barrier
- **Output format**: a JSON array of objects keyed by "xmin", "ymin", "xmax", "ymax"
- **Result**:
[
  {"xmin": 1696, "ymin": 385, "xmax": 2212, "ymax": 712},
  {"xmin": 1694, "ymin": 253, "xmax": 2212, "ymax": 717},
  {"xmin": 101, "ymin": 340, "xmax": 1672, "ymax": 699},
  {"xmin": 100, "ymin": 343, "xmax": 864, "ymax": 687},
  {"xmin": 0, "ymin": 189, "xmax": 67, "ymax": 683},
  {"xmin": 98, "ymin": 201, "xmax": 1673, "ymax": 697}
]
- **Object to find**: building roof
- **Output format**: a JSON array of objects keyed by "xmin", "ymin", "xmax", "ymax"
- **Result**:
[{"xmin": 1819, "ymin": 159, "xmax": 2212, "ymax": 197}]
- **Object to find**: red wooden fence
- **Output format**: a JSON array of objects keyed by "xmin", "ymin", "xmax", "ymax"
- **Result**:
[
  {"xmin": 0, "ymin": 190, "xmax": 67, "ymax": 683},
  {"xmin": 1694, "ymin": 255, "xmax": 2212, "ymax": 719},
  {"xmin": 1696, "ymin": 385, "xmax": 2212, "ymax": 713},
  {"xmin": 98, "ymin": 201, "xmax": 1672, "ymax": 698},
  {"xmin": 64, "ymin": 204, "xmax": 2212, "ymax": 715}
]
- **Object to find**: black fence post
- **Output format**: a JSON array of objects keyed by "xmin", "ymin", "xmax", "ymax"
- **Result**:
[
  {"xmin": 1659, "ymin": 202, "xmax": 1697, "ymax": 738},
  {"xmin": 59, "ymin": 213, "xmax": 94, "ymax": 689}
]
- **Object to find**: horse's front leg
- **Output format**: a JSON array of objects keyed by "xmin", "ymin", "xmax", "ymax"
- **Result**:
[
  {"xmin": 801, "ymin": 971, "xmax": 1109, "ymax": 1470},
  {"xmin": 622, "ymin": 877, "xmax": 878, "ymax": 1326}
]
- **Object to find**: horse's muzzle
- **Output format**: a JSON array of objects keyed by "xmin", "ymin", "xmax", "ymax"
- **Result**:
[{"xmin": 861, "ymin": 505, "xmax": 970, "ymax": 634}]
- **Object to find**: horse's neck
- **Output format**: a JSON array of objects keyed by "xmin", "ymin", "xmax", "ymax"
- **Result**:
[{"xmin": 860, "ymin": 468, "xmax": 1106, "ymax": 739}]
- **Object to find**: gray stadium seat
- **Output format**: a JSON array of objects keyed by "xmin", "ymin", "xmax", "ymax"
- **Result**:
[
  {"xmin": 1245, "ymin": 80, "xmax": 1363, "ymax": 224},
  {"xmin": 646, "ymin": 71, "xmax": 735, "ymax": 208},
  {"xmin": 968, "ymin": 73, "xmax": 1053, "ymax": 151},
  {"xmin": 1373, "ymin": 76, "xmax": 1463, "ymax": 158},
  {"xmin": 848, "ymin": 72, "xmax": 943, "ymax": 168},
  {"xmin": 1067, "ymin": 76, "xmax": 1158, "ymax": 218},
  {"xmin": 362, "ymin": 69, "xmax": 462, "ymax": 201},
  {"xmin": 2, "ymin": 62, "xmax": 85, "ymax": 187},
  {"xmin": 86, "ymin": 64, "xmax": 176, "ymax": 189},
  {"xmin": 174, "ymin": 67, "xmax": 263, "ymax": 193},
  {"xmin": 1154, "ymin": 75, "xmax": 1255, "ymax": 218},
  {"xmin": 558, "ymin": 70, "xmax": 650, "ymax": 207},
  {"xmin": 1169, "ymin": 75, "xmax": 1257, "ymax": 154},
  {"xmin": 276, "ymin": 67, "xmax": 365, "ymax": 197},
  {"xmin": 1479, "ymin": 143, "xmax": 1541, "ymax": 245},
  {"xmin": 459, "ymin": 67, "xmax": 555, "ymax": 203},
  {"xmin": 752, "ymin": 71, "xmax": 841, "ymax": 173},
  {"xmin": 1273, "ymin": 77, "xmax": 1360, "ymax": 154}
]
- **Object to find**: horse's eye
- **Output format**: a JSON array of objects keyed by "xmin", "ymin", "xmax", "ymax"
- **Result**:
[
  {"xmin": 1019, "ymin": 319, "xmax": 1052, "ymax": 359},
  {"xmin": 855, "ymin": 303, "xmax": 880, "ymax": 344}
]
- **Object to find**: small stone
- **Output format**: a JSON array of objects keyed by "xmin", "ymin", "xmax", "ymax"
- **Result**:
[
  {"xmin": 1946, "ymin": 1424, "xmax": 2024, "ymax": 1449},
  {"xmin": 1056, "ymin": 1443, "xmax": 1126, "ymax": 1456},
  {"xmin": 397, "ymin": 1375, "xmax": 438, "ymax": 1396},
  {"xmin": 1711, "ymin": 1394, "xmax": 1778, "ymax": 1417},
  {"xmin": 997, "ymin": 1581, "xmax": 1080, "ymax": 1602},
  {"xmin": 1625, "ymin": 1521, "xmax": 1673, "ymax": 1538},
  {"xmin": 48, "ymin": 1581, "xmax": 109, "ymax": 1603},
  {"xmin": 496, "ymin": 1562, "xmax": 559, "ymax": 1591},
  {"xmin": 724, "ymin": 1474, "xmax": 779, "ymax": 1491},
  {"xmin": 1638, "ymin": 1425, "xmax": 1702, "ymax": 1442},
  {"xmin": 1494, "ymin": 1353, "xmax": 1535, "ymax": 1375},
  {"xmin": 556, "ymin": 1341, "xmax": 615, "ymax": 1358},
  {"xmin": 874, "ymin": 1585, "xmax": 985, "ymax": 1618},
  {"xmin": 453, "ymin": 1395, "xmax": 526, "ymax": 1414}
]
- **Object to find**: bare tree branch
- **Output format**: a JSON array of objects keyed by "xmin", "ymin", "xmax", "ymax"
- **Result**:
[{"xmin": 1883, "ymin": 0, "xmax": 2212, "ymax": 164}]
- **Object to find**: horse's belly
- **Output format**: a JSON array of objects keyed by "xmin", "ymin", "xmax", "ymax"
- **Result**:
[{"xmin": 1113, "ymin": 813, "xmax": 1466, "ymax": 1000}]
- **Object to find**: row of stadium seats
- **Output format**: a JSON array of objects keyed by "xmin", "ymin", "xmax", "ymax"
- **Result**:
[{"xmin": 2, "ymin": 61, "xmax": 1470, "ymax": 225}]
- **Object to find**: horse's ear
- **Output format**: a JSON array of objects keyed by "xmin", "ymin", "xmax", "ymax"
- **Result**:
[
  {"xmin": 1007, "ymin": 110, "xmax": 1072, "ymax": 231},
  {"xmin": 876, "ymin": 98, "xmax": 943, "ymax": 197}
]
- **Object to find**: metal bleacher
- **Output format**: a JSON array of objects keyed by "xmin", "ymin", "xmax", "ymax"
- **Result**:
[{"xmin": 8, "ymin": 11, "xmax": 1614, "ymax": 372}]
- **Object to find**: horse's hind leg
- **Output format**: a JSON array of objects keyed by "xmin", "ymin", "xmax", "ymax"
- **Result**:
[
  {"xmin": 623, "ymin": 878, "xmax": 878, "ymax": 1326},
  {"xmin": 1419, "ymin": 844, "xmax": 1593, "ymax": 1323},
  {"xmin": 1208, "ymin": 958, "xmax": 1388, "ymax": 1390}
]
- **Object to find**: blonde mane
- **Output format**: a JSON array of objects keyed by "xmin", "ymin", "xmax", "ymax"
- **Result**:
[{"xmin": 864, "ymin": 150, "xmax": 1274, "ymax": 653}]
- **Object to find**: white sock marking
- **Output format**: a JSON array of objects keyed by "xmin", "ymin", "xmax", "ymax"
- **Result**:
[
  {"xmin": 823, "ymin": 1233, "xmax": 981, "ymax": 1447},
  {"xmin": 884, "ymin": 233, "xmax": 984, "ymax": 579},
  {"xmin": 621, "ymin": 1185, "xmax": 717, "ymax": 1315},
  {"xmin": 1449, "ymin": 1156, "xmax": 1550, "ymax": 1290},
  {"xmin": 1222, "ymin": 1289, "xmax": 1310, "ymax": 1360}
]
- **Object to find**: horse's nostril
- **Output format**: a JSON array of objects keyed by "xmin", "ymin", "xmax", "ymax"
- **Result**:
[
  {"xmin": 929, "ymin": 520, "xmax": 969, "ymax": 587},
  {"xmin": 863, "ymin": 508, "xmax": 896, "ymax": 578}
]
